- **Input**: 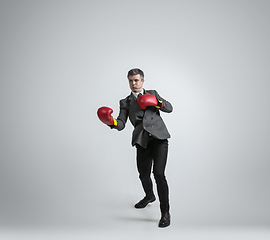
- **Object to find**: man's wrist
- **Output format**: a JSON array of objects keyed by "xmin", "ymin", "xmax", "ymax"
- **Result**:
[
  {"xmin": 113, "ymin": 118, "xmax": 118, "ymax": 126},
  {"xmin": 156, "ymin": 99, "xmax": 163, "ymax": 109}
]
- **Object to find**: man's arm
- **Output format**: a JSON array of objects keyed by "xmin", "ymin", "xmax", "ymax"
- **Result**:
[
  {"xmin": 153, "ymin": 90, "xmax": 173, "ymax": 113},
  {"xmin": 97, "ymin": 97, "xmax": 129, "ymax": 130},
  {"xmin": 138, "ymin": 90, "xmax": 173, "ymax": 113},
  {"xmin": 114, "ymin": 98, "xmax": 129, "ymax": 131}
]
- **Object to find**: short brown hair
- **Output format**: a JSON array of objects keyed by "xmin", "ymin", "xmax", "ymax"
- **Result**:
[{"xmin": 127, "ymin": 68, "xmax": 144, "ymax": 80}]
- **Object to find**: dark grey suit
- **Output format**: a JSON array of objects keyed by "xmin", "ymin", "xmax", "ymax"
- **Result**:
[
  {"xmin": 115, "ymin": 89, "xmax": 173, "ymax": 148},
  {"xmin": 115, "ymin": 89, "xmax": 172, "ymax": 213}
]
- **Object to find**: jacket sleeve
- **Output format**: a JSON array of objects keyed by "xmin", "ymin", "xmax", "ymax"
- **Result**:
[
  {"xmin": 115, "ymin": 98, "xmax": 129, "ymax": 131},
  {"xmin": 153, "ymin": 90, "xmax": 173, "ymax": 113}
]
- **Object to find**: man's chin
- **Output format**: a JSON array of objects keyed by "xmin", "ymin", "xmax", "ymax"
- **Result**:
[{"xmin": 132, "ymin": 88, "xmax": 140, "ymax": 93}]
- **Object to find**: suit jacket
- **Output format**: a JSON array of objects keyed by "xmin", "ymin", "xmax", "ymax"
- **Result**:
[{"xmin": 115, "ymin": 89, "xmax": 173, "ymax": 148}]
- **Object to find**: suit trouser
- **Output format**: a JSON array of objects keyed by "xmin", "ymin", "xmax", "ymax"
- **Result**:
[{"xmin": 136, "ymin": 138, "xmax": 170, "ymax": 213}]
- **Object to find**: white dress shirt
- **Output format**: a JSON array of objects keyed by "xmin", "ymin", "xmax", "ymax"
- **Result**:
[{"xmin": 132, "ymin": 89, "xmax": 144, "ymax": 99}]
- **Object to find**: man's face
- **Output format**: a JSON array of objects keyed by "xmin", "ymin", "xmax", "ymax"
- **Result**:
[{"xmin": 128, "ymin": 74, "xmax": 144, "ymax": 93}]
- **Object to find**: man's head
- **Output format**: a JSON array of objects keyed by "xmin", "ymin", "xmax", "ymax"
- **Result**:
[{"xmin": 127, "ymin": 68, "xmax": 144, "ymax": 93}]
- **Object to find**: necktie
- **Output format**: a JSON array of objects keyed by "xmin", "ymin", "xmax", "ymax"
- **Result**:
[{"xmin": 137, "ymin": 93, "xmax": 142, "ymax": 98}]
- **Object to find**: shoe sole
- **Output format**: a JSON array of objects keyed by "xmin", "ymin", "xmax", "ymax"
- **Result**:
[
  {"xmin": 134, "ymin": 198, "xmax": 156, "ymax": 208},
  {"xmin": 158, "ymin": 221, "xmax": 170, "ymax": 228}
]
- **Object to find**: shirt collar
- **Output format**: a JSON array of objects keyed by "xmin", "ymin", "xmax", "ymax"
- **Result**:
[{"xmin": 132, "ymin": 89, "xmax": 144, "ymax": 98}]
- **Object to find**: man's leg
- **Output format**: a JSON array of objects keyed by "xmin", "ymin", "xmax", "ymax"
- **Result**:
[
  {"xmin": 152, "ymin": 139, "xmax": 170, "ymax": 227},
  {"xmin": 135, "ymin": 144, "xmax": 155, "ymax": 208}
]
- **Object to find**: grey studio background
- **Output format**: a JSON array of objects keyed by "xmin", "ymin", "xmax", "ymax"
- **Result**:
[{"xmin": 0, "ymin": 0, "xmax": 270, "ymax": 239}]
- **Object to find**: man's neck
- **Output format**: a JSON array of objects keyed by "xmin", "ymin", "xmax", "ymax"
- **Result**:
[{"xmin": 132, "ymin": 89, "xmax": 144, "ymax": 98}]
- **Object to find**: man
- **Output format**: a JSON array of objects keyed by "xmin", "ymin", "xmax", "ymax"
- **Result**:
[{"xmin": 97, "ymin": 68, "xmax": 173, "ymax": 228}]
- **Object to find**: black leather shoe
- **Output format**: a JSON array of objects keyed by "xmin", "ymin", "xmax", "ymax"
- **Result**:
[
  {"xmin": 134, "ymin": 196, "xmax": 156, "ymax": 208},
  {"xmin": 158, "ymin": 212, "xmax": 171, "ymax": 228}
]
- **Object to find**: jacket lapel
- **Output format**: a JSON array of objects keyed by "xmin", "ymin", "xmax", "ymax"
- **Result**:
[{"xmin": 129, "ymin": 92, "xmax": 144, "ymax": 126}]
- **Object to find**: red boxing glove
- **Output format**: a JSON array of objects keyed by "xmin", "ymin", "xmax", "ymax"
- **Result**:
[
  {"xmin": 137, "ymin": 94, "xmax": 163, "ymax": 110},
  {"xmin": 97, "ymin": 106, "xmax": 118, "ymax": 127}
]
